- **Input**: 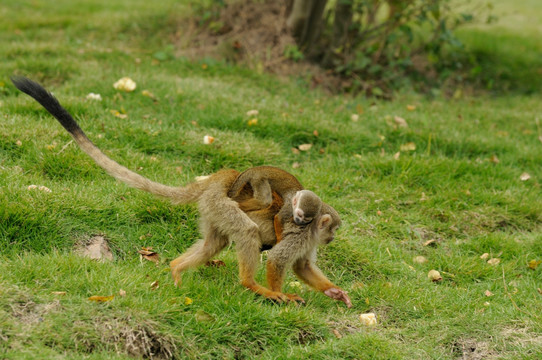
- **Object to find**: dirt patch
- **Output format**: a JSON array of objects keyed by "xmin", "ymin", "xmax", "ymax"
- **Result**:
[
  {"xmin": 72, "ymin": 317, "xmax": 179, "ymax": 359},
  {"xmin": 176, "ymin": 0, "xmax": 342, "ymax": 92},
  {"xmin": 74, "ymin": 235, "xmax": 114, "ymax": 261},
  {"xmin": 451, "ymin": 338, "xmax": 497, "ymax": 360},
  {"xmin": 11, "ymin": 299, "xmax": 62, "ymax": 325}
]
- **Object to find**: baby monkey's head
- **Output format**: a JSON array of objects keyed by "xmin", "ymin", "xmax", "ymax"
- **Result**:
[{"xmin": 291, "ymin": 190, "xmax": 322, "ymax": 225}]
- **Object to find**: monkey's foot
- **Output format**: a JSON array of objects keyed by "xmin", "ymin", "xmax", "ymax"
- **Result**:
[
  {"xmin": 284, "ymin": 293, "xmax": 305, "ymax": 304},
  {"xmin": 324, "ymin": 288, "xmax": 352, "ymax": 308}
]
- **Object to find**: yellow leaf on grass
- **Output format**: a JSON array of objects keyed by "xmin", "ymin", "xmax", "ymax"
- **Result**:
[
  {"xmin": 528, "ymin": 260, "xmax": 541, "ymax": 270},
  {"xmin": 400, "ymin": 142, "xmax": 416, "ymax": 151},
  {"xmin": 406, "ymin": 105, "xmax": 416, "ymax": 111},
  {"xmin": 184, "ymin": 297, "xmax": 193, "ymax": 306},
  {"xmin": 88, "ymin": 295, "xmax": 114, "ymax": 302}
]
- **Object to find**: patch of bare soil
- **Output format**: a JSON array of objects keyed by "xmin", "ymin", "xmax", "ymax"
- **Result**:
[
  {"xmin": 451, "ymin": 338, "xmax": 497, "ymax": 360},
  {"xmin": 74, "ymin": 235, "xmax": 114, "ymax": 261},
  {"xmin": 176, "ymin": 0, "xmax": 341, "ymax": 92},
  {"xmin": 87, "ymin": 317, "xmax": 178, "ymax": 359},
  {"xmin": 11, "ymin": 299, "xmax": 62, "ymax": 326}
]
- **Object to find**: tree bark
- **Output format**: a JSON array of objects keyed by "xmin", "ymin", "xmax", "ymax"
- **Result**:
[{"xmin": 286, "ymin": 0, "xmax": 328, "ymax": 52}]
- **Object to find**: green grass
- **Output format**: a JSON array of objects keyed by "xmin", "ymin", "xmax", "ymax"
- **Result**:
[{"xmin": 1, "ymin": 0, "xmax": 542, "ymax": 359}]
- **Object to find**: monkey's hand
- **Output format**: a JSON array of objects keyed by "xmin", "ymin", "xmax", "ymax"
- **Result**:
[{"xmin": 324, "ymin": 288, "xmax": 352, "ymax": 308}]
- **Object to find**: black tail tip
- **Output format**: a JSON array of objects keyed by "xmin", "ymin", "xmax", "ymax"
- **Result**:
[{"xmin": 10, "ymin": 76, "xmax": 39, "ymax": 94}]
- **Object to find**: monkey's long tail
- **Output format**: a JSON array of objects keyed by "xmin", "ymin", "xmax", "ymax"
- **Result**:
[{"xmin": 11, "ymin": 76, "xmax": 202, "ymax": 204}]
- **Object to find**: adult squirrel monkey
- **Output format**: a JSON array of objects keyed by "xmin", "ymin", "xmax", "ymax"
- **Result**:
[{"xmin": 11, "ymin": 76, "xmax": 350, "ymax": 307}]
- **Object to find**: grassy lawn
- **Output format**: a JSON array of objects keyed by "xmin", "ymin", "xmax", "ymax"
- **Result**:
[{"xmin": 1, "ymin": 0, "xmax": 541, "ymax": 359}]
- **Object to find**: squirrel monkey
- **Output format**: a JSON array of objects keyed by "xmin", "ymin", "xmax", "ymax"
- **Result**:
[{"xmin": 11, "ymin": 77, "xmax": 350, "ymax": 307}]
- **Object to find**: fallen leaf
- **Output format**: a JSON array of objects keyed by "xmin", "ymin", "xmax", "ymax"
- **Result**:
[
  {"xmin": 292, "ymin": 162, "xmax": 301, "ymax": 169},
  {"xmin": 86, "ymin": 93, "xmax": 102, "ymax": 101},
  {"xmin": 538, "ymin": 288, "xmax": 542, "ymax": 295},
  {"xmin": 428, "ymin": 270, "xmax": 442, "ymax": 282},
  {"xmin": 351, "ymin": 114, "xmax": 359, "ymax": 122},
  {"xmin": 150, "ymin": 281, "xmax": 159, "ymax": 291},
  {"xmin": 480, "ymin": 253, "xmax": 489, "ymax": 260},
  {"xmin": 51, "ymin": 291, "xmax": 66, "ymax": 296},
  {"xmin": 487, "ymin": 258, "xmax": 500, "ymax": 266},
  {"xmin": 539, "ymin": 135, "xmax": 542, "ymax": 143},
  {"xmin": 393, "ymin": 151, "xmax": 401, "ymax": 160},
  {"xmin": 201, "ymin": 63, "xmax": 208, "ymax": 70},
  {"xmin": 483, "ymin": 301, "xmax": 490, "ymax": 307},
  {"xmin": 400, "ymin": 142, "xmax": 416, "ymax": 151},
  {"xmin": 119, "ymin": 289, "xmax": 127, "ymax": 297},
  {"xmin": 528, "ymin": 260, "xmax": 541, "ymax": 270},
  {"xmin": 246, "ymin": 109, "xmax": 259, "ymax": 116},
  {"xmin": 291, "ymin": 147, "xmax": 301, "ymax": 155},
  {"xmin": 195, "ymin": 310, "xmax": 215, "ymax": 322},
  {"xmin": 16, "ymin": 140, "xmax": 22, "ymax": 146},
  {"xmin": 484, "ymin": 290, "xmax": 494, "ymax": 297},
  {"xmin": 113, "ymin": 77, "xmax": 136, "ymax": 92},
  {"xmin": 138, "ymin": 247, "xmax": 160, "ymax": 264},
  {"xmin": 206, "ymin": 259, "xmax": 226, "ymax": 267},
  {"xmin": 359, "ymin": 313, "xmax": 377, "ymax": 326},
  {"xmin": 298, "ymin": 144, "xmax": 312, "ymax": 151},
  {"xmin": 110, "ymin": 110, "xmax": 128, "ymax": 119},
  {"xmin": 520, "ymin": 172, "xmax": 531, "ymax": 181},
  {"xmin": 141, "ymin": 89, "xmax": 157, "ymax": 100},
  {"xmin": 203, "ymin": 135, "xmax": 215, "ymax": 144},
  {"xmin": 413, "ymin": 256, "xmax": 428, "ymax": 264},
  {"xmin": 332, "ymin": 329, "xmax": 342, "ymax": 339},
  {"xmin": 356, "ymin": 104, "xmax": 363, "ymax": 114},
  {"xmin": 313, "ymin": 130, "xmax": 319, "ymax": 137},
  {"xmin": 394, "ymin": 116, "xmax": 408, "ymax": 128},
  {"xmin": 247, "ymin": 118, "xmax": 258, "ymax": 126},
  {"xmin": 423, "ymin": 239, "xmax": 437, "ymax": 247},
  {"xmin": 184, "ymin": 297, "xmax": 193, "ymax": 306},
  {"xmin": 88, "ymin": 295, "xmax": 115, "ymax": 303},
  {"xmin": 406, "ymin": 105, "xmax": 416, "ymax": 111},
  {"xmin": 489, "ymin": 155, "xmax": 500, "ymax": 164}
]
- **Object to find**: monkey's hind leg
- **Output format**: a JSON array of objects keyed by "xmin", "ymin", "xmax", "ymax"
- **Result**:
[{"xmin": 170, "ymin": 227, "xmax": 229, "ymax": 287}]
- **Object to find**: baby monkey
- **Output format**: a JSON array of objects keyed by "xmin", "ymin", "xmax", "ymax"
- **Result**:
[{"xmin": 274, "ymin": 189, "xmax": 322, "ymax": 243}]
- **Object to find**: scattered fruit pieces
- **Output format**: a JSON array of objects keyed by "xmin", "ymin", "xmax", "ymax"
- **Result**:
[
  {"xmin": 246, "ymin": 109, "xmax": 259, "ymax": 116},
  {"xmin": 359, "ymin": 313, "xmax": 377, "ymax": 326},
  {"xmin": 86, "ymin": 93, "xmax": 102, "ymax": 101},
  {"xmin": 203, "ymin": 135, "xmax": 215, "ymax": 144},
  {"xmin": 487, "ymin": 258, "xmax": 500, "ymax": 266},
  {"xmin": 413, "ymin": 256, "xmax": 428, "ymax": 264},
  {"xmin": 113, "ymin": 77, "xmax": 136, "ymax": 92},
  {"xmin": 428, "ymin": 270, "xmax": 442, "ymax": 282}
]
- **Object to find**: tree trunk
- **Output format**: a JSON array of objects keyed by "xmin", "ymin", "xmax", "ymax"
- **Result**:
[
  {"xmin": 286, "ymin": 0, "xmax": 328, "ymax": 53},
  {"xmin": 322, "ymin": 0, "xmax": 353, "ymax": 67}
]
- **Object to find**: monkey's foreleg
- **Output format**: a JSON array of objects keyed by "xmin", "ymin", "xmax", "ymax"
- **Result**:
[{"xmin": 293, "ymin": 257, "xmax": 352, "ymax": 308}]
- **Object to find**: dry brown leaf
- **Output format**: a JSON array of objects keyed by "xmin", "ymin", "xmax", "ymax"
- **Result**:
[
  {"xmin": 487, "ymin": 258, "xmax": 500, "ymax": 266},
  {"xmin": 520, "ymin": 172, "xmax": 531, "ymax": 181},
  {"xmin": 141, "ymin": 90, "xmax": 157, "ymax": 100},
  {"xmin": 88, "ymin": 295, "xmax": 114, "ymax": 303},
  {"xmin": 150, "ymin": 281, "xmax": 159, "ymax": 291},
  {"xmin": 119, "ymin": 289, "xmax": 127, "ymax": 297},
  {"xmin": 393, "ymin": 151, "xmax": 401, "ymax": 160},
  {"xmin": 490, "ymin": 155, "xmax": 500, "ymax": 164},
  {"xmin": 291, "ymin": 147, "xmax": 301, "ymax": 155},
  {"xmin": 480, "ymin": 253, "xmax": 489, "ymax": 260},
  {"xmin": 298, "ymin": 144, "xmax": 312, "ymax": 151},
  {"xmin": 138, "ymin": 247, "xmax": 160, "ymax": 264},
  {"xmin": 313, "ymin": 130, "xmax": 319, "ymax": 137},
  {"xmin": 423, "ymin": 239, "xmax": 437, "ymax": 247},
  {"xmin": 428, "ymin": 270, "xmax": 442, "ymax": 282},
  {"xmin": 528, "ymin": 259, "xmax": 541, "ymax": 270},
  {"xmin": 292, "ymin": 162, "xmax": 301, "ymax": 169},
  {"xmin": 332, "ymin": 329, "xmax": 342, "ymax": 339},
  {"xmin": 484, "ymin": 290, "xmax": 494, "ymax": 297},
  {"xmin": 537, "ymin": 288, "xmax": 542, "ymax": 295},
  {"xmin": 51, "ymin": 291, "xmax": 66, "ymax": 296},
  {"xmin": 400, "ymin": 142, "xmax": 416, "ymax": 151},
  {"xmin": 394, "ymin": 116, "xmax": 408, "ymax": 128},
  {"xmin": 206, "ymin": 259, "xmax": 226, "ymax": 267}
]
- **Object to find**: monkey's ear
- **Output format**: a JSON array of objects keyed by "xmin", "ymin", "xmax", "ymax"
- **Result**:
[{"xmin": 318, "ymin": 214, "xmax": 332, "ymax": 230}]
